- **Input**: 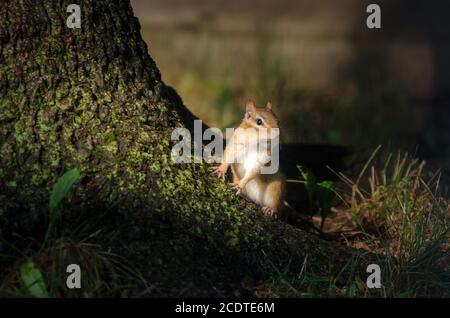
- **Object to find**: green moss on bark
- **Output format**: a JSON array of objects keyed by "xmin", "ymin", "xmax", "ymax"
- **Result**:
[{"xmin": 0, "ymin": 0, "xmax": 379, "ymax": 296}]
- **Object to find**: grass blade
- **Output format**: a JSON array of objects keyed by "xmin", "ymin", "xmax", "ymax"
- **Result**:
[{"xmin": 357, "ymin": 145, "xmax": 382, "ymax": 185}]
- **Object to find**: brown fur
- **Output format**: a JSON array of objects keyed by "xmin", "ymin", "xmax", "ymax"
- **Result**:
[{"xmin": 212, "ymin": 100, "xmax": 287, "ymax": 217}]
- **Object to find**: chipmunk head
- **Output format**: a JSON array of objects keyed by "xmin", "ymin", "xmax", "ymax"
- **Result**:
[{"xmin": 243, "ymin": 100, "xmax": 280, "ymax": 139}]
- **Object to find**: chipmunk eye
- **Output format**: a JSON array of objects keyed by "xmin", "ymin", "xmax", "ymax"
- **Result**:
[{"xmin": 256, "ymin": 118, "xmax": 263, "ymax": 126}]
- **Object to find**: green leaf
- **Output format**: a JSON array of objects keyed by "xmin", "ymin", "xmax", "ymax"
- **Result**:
[
  {"xmin": 49, "ymin": 168, "xmax": 81, "ymax": 213},
  {"xmin": 44, "ymin": 168, "xmax": 81, "ymax": 244},
  {"xmin": 317, "ymin": 180, "xmax": 336, "ymax": 220},
  {"xmin": 317, "ymin": 180, "xmax": 335, "ymax": 191},
  {"xmin": 20, "ymin": 259, "xmax": 49, "ymax": 298},
  {"xmin": 296, "ymin": 165, "xmax": 317, "ymax": 210}
]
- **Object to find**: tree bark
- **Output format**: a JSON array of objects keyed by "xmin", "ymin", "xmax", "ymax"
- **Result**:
[{"xmin": 0, "ymin": 0, "xmax": 377, "ymax": 296}]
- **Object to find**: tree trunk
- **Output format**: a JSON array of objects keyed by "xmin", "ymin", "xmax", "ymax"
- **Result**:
[{"xmin": 0, "ymin": 0, "xmax": 377, "ymax": 296}]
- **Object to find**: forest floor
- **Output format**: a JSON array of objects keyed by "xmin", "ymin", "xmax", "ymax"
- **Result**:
[{"xmin": 1, "ymin": 145, "xmax": 448, "ymax": 297}]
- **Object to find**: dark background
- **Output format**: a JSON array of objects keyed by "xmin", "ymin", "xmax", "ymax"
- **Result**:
[{"xmin": 131, "ymin": 0, "xmax": 450, "ymax": 171}]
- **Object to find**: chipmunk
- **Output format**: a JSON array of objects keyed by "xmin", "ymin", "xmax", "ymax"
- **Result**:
[{"xmin": 212, "ymin": 100, "xmax": 287, "ymax": 217}]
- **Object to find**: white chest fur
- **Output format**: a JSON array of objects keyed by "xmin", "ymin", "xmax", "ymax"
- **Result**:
[{"xmin": 233, "ymin": 136, "xmax": 271, "ymax": 178}]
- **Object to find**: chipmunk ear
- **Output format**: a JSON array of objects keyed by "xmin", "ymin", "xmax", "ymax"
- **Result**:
[
  {"xmin": 246, "ymin": 100, "xmax": 256, "ymax": 113},
  {"xmin": 266, "ymin": 101, "xmax": 273, "ymax": 111}
]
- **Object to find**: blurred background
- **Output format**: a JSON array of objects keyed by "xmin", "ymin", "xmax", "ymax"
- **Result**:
[{"xmin": 131, "ymin": 0, "xmax": 450, "ymax": 171}]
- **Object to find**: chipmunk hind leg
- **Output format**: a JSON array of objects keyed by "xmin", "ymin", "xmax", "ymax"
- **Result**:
[
  {"xmin": 230, "ymin": 163, "xmax": 242, "ymax": 183},
  {"xmin": 261, "ymin": 175, "xmax": 286, "ymax": 217}
]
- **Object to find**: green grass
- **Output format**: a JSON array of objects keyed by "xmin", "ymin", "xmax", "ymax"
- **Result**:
[
  {"xmin": 1, "ymin": 151, "xmax": 448, "ymax": 298},
  {"xmin": 0, "ymin": 169, "xmax": 153, "ymax": 297},
  {"xmin": 250, "ymin": 148, "xmax": 449, "ymax": 298},
  {"xmin": 333, "ymin": 148, "xmax": 449, "ymax": 297},
  {"xmin": 1, "ymin": 238, "xmax": 153, "ymax": 297},
  {"xmin": 248, "ymin": 254, "xmax": 368, "ymax": 298}
]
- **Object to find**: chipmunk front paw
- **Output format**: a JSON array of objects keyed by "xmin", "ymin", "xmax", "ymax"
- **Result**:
[
  {"xmin": 211, "ymin": 165, "xmax": 226, "ymax": 179},
  {"xmin": 230, "ymin": 182, "xmax": 243, "ymax": 195}
]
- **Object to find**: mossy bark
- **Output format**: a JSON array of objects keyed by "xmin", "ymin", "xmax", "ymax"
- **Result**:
[{"xmin": 0, "ymin": 0, "xmax": 377, "ymax": 296}]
